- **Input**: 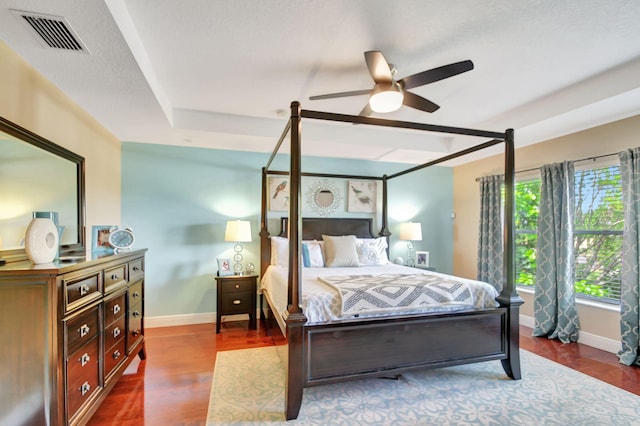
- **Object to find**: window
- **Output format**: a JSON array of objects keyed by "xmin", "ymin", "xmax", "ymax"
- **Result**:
[{"xmin": 515, "ymin": 165, "xmax": 623, "ymax": 303}]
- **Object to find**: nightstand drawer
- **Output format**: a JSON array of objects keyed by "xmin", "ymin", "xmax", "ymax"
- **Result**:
[
  {"xmin": 220, "ymin": 278, "xmax": 254, "ymax": 293},
  {"xmin": 220, "ymin": 291, "xmax": 252, "ymax": 313}
]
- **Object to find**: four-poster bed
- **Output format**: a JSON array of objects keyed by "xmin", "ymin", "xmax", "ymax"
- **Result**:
[{"xmin": 259, "ymin": 101, "xmax": 523, "ymax": 420}]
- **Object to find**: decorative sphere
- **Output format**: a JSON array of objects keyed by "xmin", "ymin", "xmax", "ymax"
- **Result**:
[{"xmin": 393, "ymin": 257, "xmax": 404, "ymax": 265}]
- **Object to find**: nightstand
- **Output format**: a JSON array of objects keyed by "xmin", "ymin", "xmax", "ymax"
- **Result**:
[{"xmin": 215, "ymin": 274, "xmax": 257, "ymax": 333}]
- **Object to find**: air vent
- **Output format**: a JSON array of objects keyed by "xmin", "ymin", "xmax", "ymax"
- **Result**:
[{"xmin": 11, "ymin": 10, "xmax": 89, "ymax": 53}]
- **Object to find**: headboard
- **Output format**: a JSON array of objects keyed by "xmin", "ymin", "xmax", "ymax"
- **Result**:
[{"xmin": 277, "ymin": 217, "xmax": 378, "ymax": 240}]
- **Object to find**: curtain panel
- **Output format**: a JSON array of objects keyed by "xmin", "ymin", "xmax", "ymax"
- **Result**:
[
  {"xmin": 533, "ymin": 161, "xmax": 580, "ymax": 343},
  {"xmin": 477, "ymin": 175, "xmax": 504, "ymax": 292},
  {"xmin": 618, "ymin": 148, "xmax": 640, "ymax": 366}
]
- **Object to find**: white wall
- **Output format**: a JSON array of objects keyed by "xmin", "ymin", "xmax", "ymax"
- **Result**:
[
  {"xmin": 453, "ymin": 115, "xmax": 640, "ymax": 351},
  {"xmin": 0, "ymin": 41, "xmax": 122, "ymax": 246}
]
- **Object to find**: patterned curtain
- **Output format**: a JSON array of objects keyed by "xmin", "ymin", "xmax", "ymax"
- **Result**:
[
  {"xmin": 533, "ymin": 161, "xmax": 580, "ymax": 343},
  {"xmin": 477, "ymin": 175, "xmax": 503, "ymax": 291},
  {"xmin": 618, "ymin": 148, "xmax": 640, "ymax": 366}
]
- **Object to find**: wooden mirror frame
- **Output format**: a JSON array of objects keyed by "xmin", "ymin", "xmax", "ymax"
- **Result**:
[{"xmin": 0, "ymin": 117, "xmax": 86, "ymax": 262}]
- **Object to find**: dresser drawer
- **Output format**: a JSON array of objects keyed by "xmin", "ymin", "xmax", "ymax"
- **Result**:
[
  {"xmin": 105, "ymin": 315, "xmax": 126, "ymax": 349},
  {"xmin": 66, "ymin": 305, "xmax": 100, "ymax": 355},
  {"xmin": 128, "ymin": 280, "xmax": 143, "ymax": 306},
  {"xmin": 65, "ymin": 272, "xmax": 100, "ymax": 310},
  {"xmin": 104, "ymin": 338, "xmax": 126, "ymax": 379},
  {"xmin": 105, "ymin": 292, "xmax": 126, "ymax": 326},
  {"xmin": 66, "ymin": 337, "xmax": 100, "ymax": 420},
  {"xmin": 105, "ymin": 263, "xmax": 127, "ymax": 292},
  {"xmin": 128, "ymin": 302, "xmax": 143, "ymax": 352},
  {"xmin": 220, "ymin": 291, "xmax": 253, "ymax": 314},
  {"xmin": 129, "ymin": 258, "xmax": 144, "ymax": 281}
]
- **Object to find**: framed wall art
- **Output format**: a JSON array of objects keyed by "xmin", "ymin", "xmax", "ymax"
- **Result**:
[
  {"xmin": 269, "ymin": 177, "xmax": 289, "ymax": 211},
  {"xmin": 347, "ymin": 180, "xmax": 376, "ymax": 213}
]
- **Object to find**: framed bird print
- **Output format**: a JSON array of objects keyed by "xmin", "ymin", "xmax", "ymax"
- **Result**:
[
  {"xmin": 348, "ymin": 180, "xmax": 376, "ymax": 213},
  {"xmin": 269, "ymin": 177, "xmax": 289, "ymax": 211}
]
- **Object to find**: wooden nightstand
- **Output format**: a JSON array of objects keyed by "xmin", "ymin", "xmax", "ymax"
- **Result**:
[{"xmin": 215, "ymin": 274, "xmax": 257, "ymax": 333}]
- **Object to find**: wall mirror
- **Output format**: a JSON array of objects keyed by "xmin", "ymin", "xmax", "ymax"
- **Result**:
[
  {"xmin": 306, "ymin": 179, "xmax": 342, "ymax": 216},
  {"xmin": 0, "ymin": 117, "xmax": 85, "ymax": 261}
]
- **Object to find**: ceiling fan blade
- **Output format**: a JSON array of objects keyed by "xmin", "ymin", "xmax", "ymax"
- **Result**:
[
  {"xmin": 403, "ymin": 91, "xmax": 440, "ymax": 113},
  {"xmin": 364, "ymin": 51, "xmax": 393, "ymax": 84},
  {"xmin": 399, "ymin": 60, "xmax": 474, "ymax": 90},
  {"xmin": 309, "ymin": 89, "xmax": 371, "ymax": 101}
]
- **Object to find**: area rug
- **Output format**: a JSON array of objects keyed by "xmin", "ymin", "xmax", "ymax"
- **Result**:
[{"xmin": 207, "ymin": 346, "xmax": 640, "ymax": 425}]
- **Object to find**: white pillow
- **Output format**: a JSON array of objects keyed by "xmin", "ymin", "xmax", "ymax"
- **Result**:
[
  {"xmin": 322, "ymin": 235, "xmax": 359, "ymax": 267},
  {"xmin": 302, "ymin": 240, "xmax": 325, "ymax": 267},
  {"xmin": 356, "ymin": 237, "xmax": 390, "ymax": 266},
  {"xmin": 270, "ymin": 236, "xmax": 288, "ymax": 266}
]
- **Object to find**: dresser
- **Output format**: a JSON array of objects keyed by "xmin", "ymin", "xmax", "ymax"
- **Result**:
[{"xmin": 0, "ymin": 249, "xmax": 147, "ymax": 426}]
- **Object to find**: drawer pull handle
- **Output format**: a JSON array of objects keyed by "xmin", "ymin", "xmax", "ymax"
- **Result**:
[
  {"xmin": 113, "ymin": 304, "xmax": 121, "ymax": 315},
  {"xmin": 111, "ymin": 273, "xmax": 120, "ymax": 280},
  {"xmin": 79, "ymin": 324, "xmax": 90, "ymax": 337},
  {"xmin": 113, "ymin": 350, "xmax": 121, "ymax": 360},
  {"xmin": 235, "ymin": 284, "xmax": 240, "ymax": 289},
  {"xmin": 80, "ymin": 353, "xmax": 90, "ymax": 367},
  {"xmin": 80, "ymin": 381, "xmax": 91, "ymax": 396},
  {"xmin": 132, "ymin": 329, "xmax": 141, "ymax": 337},
  {"xmin": 113, "ymin": 327, "xmax": 121, "ymax": 338},
  {"xmin": 79, "ymin": 284, "xmax": 90, "ymax": 296},
  {"xmin": 132, "ymin": 291, "xmax": 140, "ymax": 298},
  {"xmin": 132, "ymin": 310, "xmax": 141, "ymax": 318},
  {"xmin": 133, "ymin": 266, "xmax": 141, "ymax": 272},
  {"xmin": 233, "ymin": 299, "xmax": 242, "ymax": 305}
]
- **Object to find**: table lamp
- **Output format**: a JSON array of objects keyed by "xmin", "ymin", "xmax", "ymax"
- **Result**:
[
  {"xmin": 399, "ymin": 222, "xmax": 422, "ymax": 267},
  {"xmin": 224, "ymin": 220, "xmax": 252, "ymax": 274}
]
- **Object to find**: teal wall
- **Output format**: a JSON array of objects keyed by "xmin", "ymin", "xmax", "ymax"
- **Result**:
[{"xmin": 122, "ymin": 142, "xmax": 453, "ymax": 317}]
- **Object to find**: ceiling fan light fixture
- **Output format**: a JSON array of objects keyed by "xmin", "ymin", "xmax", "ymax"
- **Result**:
[{"xmin": 369, "ymin": 83, "xmax": 403, "ymax": 113}]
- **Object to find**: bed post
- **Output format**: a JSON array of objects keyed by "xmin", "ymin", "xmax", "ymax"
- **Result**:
[
  {"xmin": 497, "ymin": 128, "xmax": 524, "ymax": 380},
  {"xmin": 285, "ymin": 101, "xmax": 307, "ymax": 420},
  {"xmin": 379, "ymin": 174, "xmax": 391, "ymax": 239},
  {"xmin": 260, "ymin": 167, "xmax": 270, "ymax": 278}
]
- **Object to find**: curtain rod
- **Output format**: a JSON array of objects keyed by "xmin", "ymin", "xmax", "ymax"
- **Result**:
[{"xmin": 475, "ymin": 152, "xmax": 620, "ymax": 181}]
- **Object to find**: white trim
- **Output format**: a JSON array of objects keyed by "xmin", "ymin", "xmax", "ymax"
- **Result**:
[
  {"xmin": 145, "ymin": 312, "xmax": 214, "ymax": 328},
  {"xmin": 520, "ymin": 313, "xmax": 621, "ymax": 354}
]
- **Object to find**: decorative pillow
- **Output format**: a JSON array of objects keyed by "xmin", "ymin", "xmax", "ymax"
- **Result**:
[
  {"xmin": 356, "ymin": 237, "xmax": 390, "ymax": 266},
  {"xmin": 302, "ymin": 240, "xmax": 325, "ymax": 267},
  {"xmin": 322, "ymin": 235, "xmax": 359, "ymax": 267},
  {"xmin": 270, "ymin": 236, "xmax": 288, "ymax": 266}
]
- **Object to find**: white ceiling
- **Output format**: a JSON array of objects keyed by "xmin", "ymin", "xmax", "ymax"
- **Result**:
[{"xmin": 1, "ymin": 0, "xmax": 639, "ymax": 165}]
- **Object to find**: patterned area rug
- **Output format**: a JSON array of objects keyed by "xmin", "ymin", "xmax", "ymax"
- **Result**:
[{"xmin": 207, "ymin": 346, "xmax": 640, "ymax": 425}]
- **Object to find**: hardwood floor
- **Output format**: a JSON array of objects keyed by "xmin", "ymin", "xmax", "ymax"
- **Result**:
[{"xmin": 88, "ymin": 320, "xmax": 640, "ymax": 425}]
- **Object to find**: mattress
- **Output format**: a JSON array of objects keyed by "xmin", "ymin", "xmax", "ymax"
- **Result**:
[{"xmin": 260, "ymin": 264, "xmax": 499, "ymax": 326}]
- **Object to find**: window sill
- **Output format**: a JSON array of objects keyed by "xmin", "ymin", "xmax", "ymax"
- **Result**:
[{"xmin": 516, "ymin": 285, "xmax": 620, "ymax": 313}]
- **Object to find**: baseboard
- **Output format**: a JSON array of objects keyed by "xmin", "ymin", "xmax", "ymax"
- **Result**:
[
  {"xmin": 145, "ymin": 312, "xmax": 214, "ymax": 328},
  {"xmin": 520, "ymin": 314, "xmax": 620, "ymax": 354},
  {"xmin": 145, "ymin": 312, "xmax": 256, "ymax": 329}
]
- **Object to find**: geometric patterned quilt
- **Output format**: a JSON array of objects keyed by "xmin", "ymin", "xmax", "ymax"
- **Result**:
[{"xmin": 317, "ymin": 274, "xmax": 474, "ymax": 316}]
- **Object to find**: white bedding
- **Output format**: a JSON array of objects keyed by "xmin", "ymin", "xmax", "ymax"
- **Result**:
[{"xmin": 260, "ymin": 264, "xmax": 499, "ymax": 325}]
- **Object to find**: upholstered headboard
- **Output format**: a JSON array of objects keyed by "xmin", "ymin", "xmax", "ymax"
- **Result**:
[{"xmin": 277, "ymin": 217, "xmax": 377, "ymax": 240}]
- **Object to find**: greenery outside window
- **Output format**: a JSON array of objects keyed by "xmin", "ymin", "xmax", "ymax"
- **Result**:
[{"xmin": 514, "ymin": 165, "xmax": 623, "ymax": 303}]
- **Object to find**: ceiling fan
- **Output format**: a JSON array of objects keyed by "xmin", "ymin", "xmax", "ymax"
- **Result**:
[{"xmin": 309, "ymin": 51, "xmax": 474, "ymax": 116}]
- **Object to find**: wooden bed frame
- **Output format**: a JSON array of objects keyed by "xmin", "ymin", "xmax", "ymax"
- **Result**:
[{"xmin": 259, "ymin": 102, "xmax": 523, "ymax": 420}]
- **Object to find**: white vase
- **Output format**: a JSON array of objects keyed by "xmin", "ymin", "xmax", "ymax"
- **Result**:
[{"xmin": 25, "ymin": 218, "xmax": 59, "ymax": 264}]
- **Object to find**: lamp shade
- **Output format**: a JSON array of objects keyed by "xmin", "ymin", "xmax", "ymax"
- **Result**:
[
  {"xmin": 224, "ymin": 220, "xmax": 252, "ymax": 242},
  {"xmin": 399, "ymin": 222, "xmax": 422, "ymax": 241},
  {"xmin": 369, "ymin": 82, "xmax": 404, "ymax": 113}
]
